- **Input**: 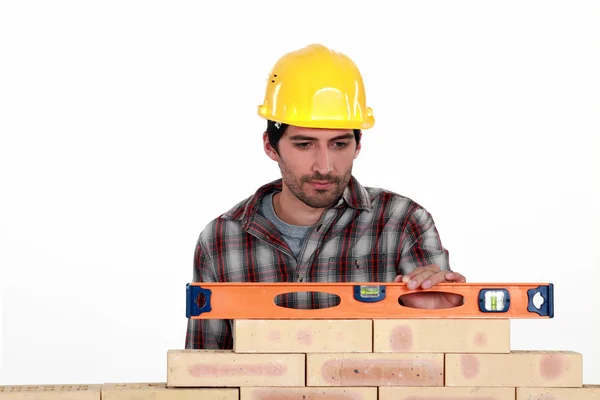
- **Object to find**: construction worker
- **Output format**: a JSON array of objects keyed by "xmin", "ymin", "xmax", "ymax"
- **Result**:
[{"xmin": 185, "ymin": 44, "xmax": 466, "ymax": 349}]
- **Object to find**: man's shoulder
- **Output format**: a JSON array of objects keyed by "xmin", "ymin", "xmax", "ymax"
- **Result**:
[
  {"xmin": 360, "ymin": 187, "xmax": 442, "ymax": 242},
  {"xmin": 220, "ymin": 194, "xmax": 254, "ymax": 221},
  {"xmin": 197, "ymin": 196, "xmax": 251, "ymax": 239},
  {"xmin": 360, "ymin": 183, "xmax": 437, "ymax": 222},
  {"xmin": 196, "ymin": 179, "xmax": 281, "ymax": 242},
  {"xmin": 364, "ymin": 184, "xmax": 420, "ymax": 210}
]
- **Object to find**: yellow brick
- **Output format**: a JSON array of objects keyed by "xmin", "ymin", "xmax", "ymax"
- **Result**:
[
  {"xmin": 517, "ymin": 385, "xmax": 600, "ymax": 399},
  {"xmin": 233, "ymin": 319, "xmax": 372, "ymax": 353},
  {"xmin": 101, "ymin": 383, "xmax": 237, "ymax": 400},
  {"xmin": 373, "ymin": 319, "xmax": 510, "ymax": 353},
  {"xmin": 0, "ymin": 384, "xmax": 101, "ymax": 400},
  {"xmin": 167, "ymin": 349, "xmax": 305, "ymax": 387},
  {"xmin": 306, "ymin": 353, "xmax": 443, "ymax": 387},
  {"xmin": 445, "ymin": 350, "xmax": 582, "ymax": 387},
  {"xmin": 379, "ymin": 386, "xmax": 515, "ymax": 400},
  {"xmin": 240, "ymin": 387, "xmax": 377, "ymax": 400}
]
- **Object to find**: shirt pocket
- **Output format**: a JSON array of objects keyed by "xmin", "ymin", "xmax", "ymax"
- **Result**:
[{"xmin": 327, "ymin": 253, "xmax": 396, "ymax": 283}]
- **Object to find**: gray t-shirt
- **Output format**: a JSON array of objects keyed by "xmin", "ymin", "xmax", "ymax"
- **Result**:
[{"xmin": 259, "ymin": 192, "xmax": 312, "ymax": 259}]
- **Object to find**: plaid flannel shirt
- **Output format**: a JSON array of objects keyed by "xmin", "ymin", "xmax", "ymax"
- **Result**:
[{"xmin": 185, "ymin": 176, "xmax": 450, "ymax": 349}]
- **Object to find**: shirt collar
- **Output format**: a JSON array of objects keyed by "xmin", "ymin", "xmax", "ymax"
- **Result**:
[{"xmin": 222, "ymin": 175, "xmax": 372, "ymax": 228}]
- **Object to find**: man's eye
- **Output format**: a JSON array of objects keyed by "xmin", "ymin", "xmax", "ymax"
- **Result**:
[
  {"xmin": 295, "ymin": 143, "xmax": 310, "ymax": 148},
  {"xmin": 334, "ymin": 142, "xmax": 349, "ymax": 148}
]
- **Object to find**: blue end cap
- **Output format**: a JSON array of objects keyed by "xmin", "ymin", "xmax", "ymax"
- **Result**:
[
  {"xmin": 186, "ymin": 283, "xmax": 212, "ymax": 318},
  {"xmin": 527, "ymin": 283, "xmax": 554, "ymax": 318}
]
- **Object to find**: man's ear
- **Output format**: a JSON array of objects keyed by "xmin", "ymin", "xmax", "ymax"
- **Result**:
[{"xmin": 263, "ymin": 131, "xmax": 280, "ymax": 162}]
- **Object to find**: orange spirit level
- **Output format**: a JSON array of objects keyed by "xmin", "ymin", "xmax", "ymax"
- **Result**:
[{"xmin": 185, "ymin": 282, "xmax": 554, "ymax": 319}]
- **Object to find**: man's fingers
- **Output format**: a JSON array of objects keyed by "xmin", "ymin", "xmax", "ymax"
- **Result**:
[
  {"xmin": 405, "ymin": 270, "xmax": 439, "ymax": 290},
  {"xmin": 445, "ymin": 272, "xmax": 467, "ymax": 283},
  {"xmin": 401, "ymin": 265, "xmax": 441, "ymax": 283},
  {"xmin": 420, "ymin": 270, "xmax": 447, "ymax": 289},
  {"xmin": 399, "ymin": 266, "xmax": 466, "ymax": 289}
]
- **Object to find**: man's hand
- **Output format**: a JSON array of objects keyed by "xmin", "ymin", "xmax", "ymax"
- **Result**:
[{"xmin": 394, "ymin": 265, "xmax": 466, "ymax": 309}]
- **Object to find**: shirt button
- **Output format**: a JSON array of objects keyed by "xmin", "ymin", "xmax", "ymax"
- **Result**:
[{"xmin": 297, "ymin": 275, "xmax": 304, "ymax": 282}]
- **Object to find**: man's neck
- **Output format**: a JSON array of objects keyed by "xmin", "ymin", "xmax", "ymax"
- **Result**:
[{"xmin": 273, "ymin": 190, "xmax": 324, "ymax": 226}]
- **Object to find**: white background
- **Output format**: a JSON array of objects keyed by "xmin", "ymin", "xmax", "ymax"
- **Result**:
[{"xmin": 1, "ymin": 0, "xmax": 599, "ymax": 386}]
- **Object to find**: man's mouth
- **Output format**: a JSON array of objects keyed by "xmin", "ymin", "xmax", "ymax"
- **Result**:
[{"xmin": 309, "ymin": 181, "xmax": 333, "ymax": 189}]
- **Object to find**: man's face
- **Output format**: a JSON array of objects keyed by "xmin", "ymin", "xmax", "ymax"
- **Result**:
[{"xmin": 264, "ymin": 125, "xmax": 361, "ymax": 209}]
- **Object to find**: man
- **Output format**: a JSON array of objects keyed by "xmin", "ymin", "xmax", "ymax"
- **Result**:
[{"xmin": 185, "ymin": 44, "xmax": 466, "ymax": 350}]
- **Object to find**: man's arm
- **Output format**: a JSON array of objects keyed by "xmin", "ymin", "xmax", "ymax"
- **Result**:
[
  {"xmin": 184, "ymin": 238, "xmax": 233, "ymax": 349},
  {"xmin": 395, "ymin": 205, "xmax": 466, "ymax": 308},
  {"xmin": 398, "ymin": 205, "xmax": 451, "ymax": 274}
]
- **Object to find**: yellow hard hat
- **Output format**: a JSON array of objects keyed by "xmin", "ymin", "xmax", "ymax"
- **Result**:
[{"xmin": 258, "ymin": 44, "xmax": 375, "ymax": 130}]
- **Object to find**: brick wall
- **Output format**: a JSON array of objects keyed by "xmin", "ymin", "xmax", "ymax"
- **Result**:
[{"xmin": 1, "ymin": 318, "xmax": 594, "ymax": 399}]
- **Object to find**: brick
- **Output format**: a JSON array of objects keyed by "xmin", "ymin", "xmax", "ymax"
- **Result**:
[
  {"xmin": 240, "ymin": 387, "xmax": 377, "ymax": 400},
  {"xmin": 101, "ymin": 383, "xmax": 237, "ymax": 400},
  {"xmin": 233, "ymin": 319, "xmax": 372, "ymax": 353},
  {"xmin": 0, "ymin": 384, "xmax": 101, "ymax": 400},
  {"xmin": 379, "ymin": 386, "xmax": 515, "ymax": 400},
  {"xmin": 373, "ymin": 318, "xmax": 510, "ymax": 353},
  {"xmin": 445, "ymin": 350, "xmax": 582, "ymax": 387},
  {"xmin": 166, "ymin": 349, "xmax": 305, "ymax": 387},
  {"xmin": 306, "ymin": 353, "xmax": 444, "ymax": 387},
  {"xmin": 517, "ymin": 385, "xmax": 600, "ymax": 399}
]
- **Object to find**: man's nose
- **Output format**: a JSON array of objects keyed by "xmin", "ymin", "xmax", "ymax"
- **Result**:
[{"xmin": 313, "ymin": 147, "xmax": 332, "ymax": 175}]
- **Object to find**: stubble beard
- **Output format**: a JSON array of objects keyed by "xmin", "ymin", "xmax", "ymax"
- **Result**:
[{"xmin": 279, "ymin": 161, "xmax": 352, "ymax": 209}]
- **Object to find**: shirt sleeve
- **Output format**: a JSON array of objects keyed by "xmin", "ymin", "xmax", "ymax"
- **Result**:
[
  {"xmin": 184, "ymin": 237, "xmax": 233, "ymax": 350},
  {"xmin": 398, "ymin": 205, "xmax": 451, "ymax": 274}
]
